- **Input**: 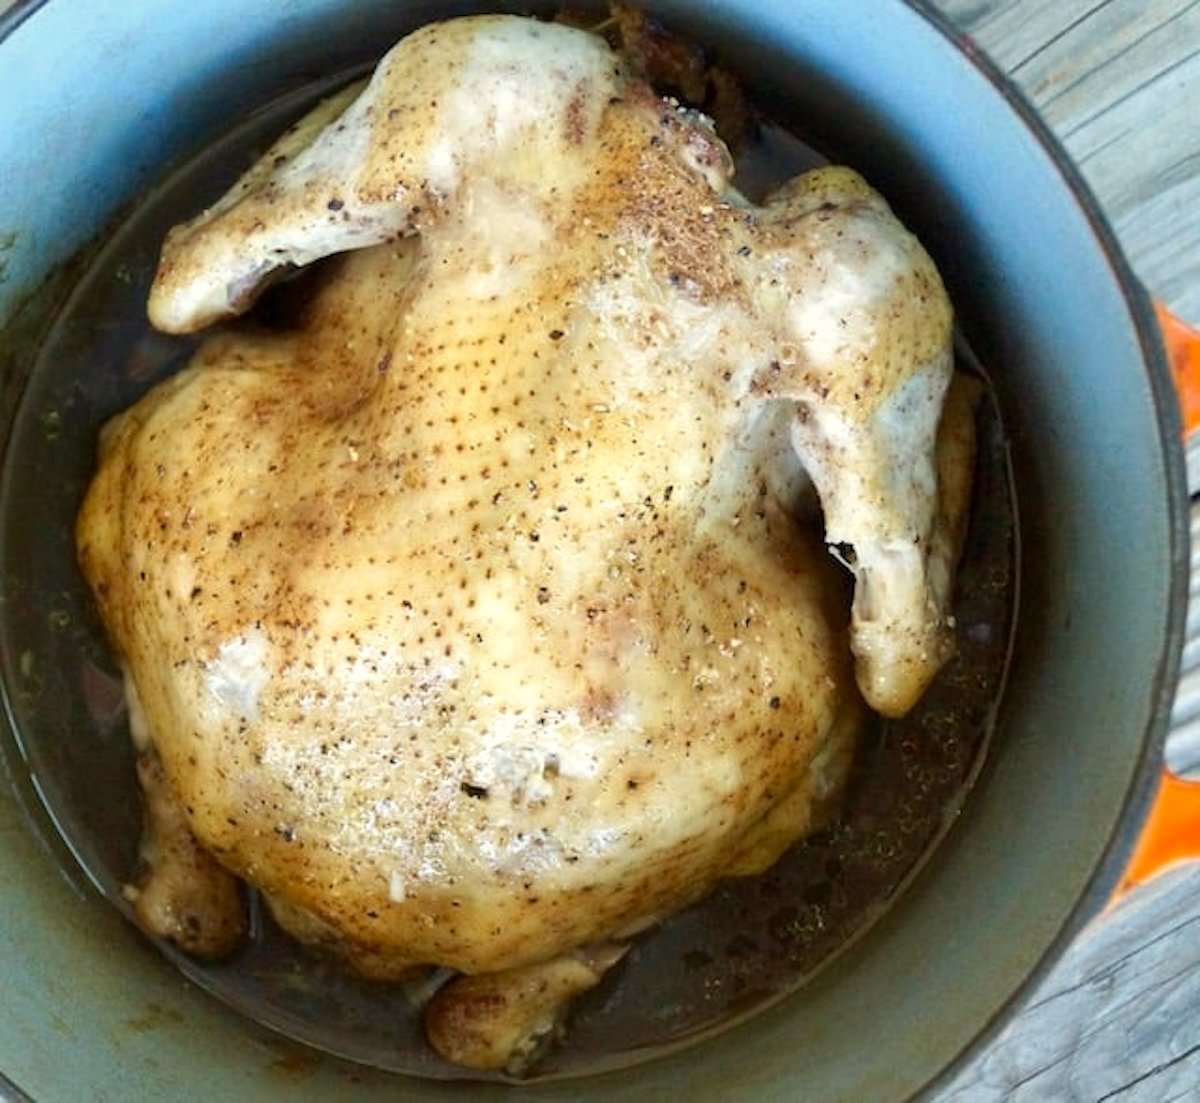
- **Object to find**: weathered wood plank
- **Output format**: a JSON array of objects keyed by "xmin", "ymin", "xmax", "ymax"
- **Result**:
[{"xmin": 938, "ymin": 870, "xmax": 1200, "ymax": 1099}]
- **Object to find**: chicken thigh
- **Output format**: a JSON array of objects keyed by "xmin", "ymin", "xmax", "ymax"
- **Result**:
[{"xmin": 77, "ymin": 13, "xmax": 968, "ymax": 1071}]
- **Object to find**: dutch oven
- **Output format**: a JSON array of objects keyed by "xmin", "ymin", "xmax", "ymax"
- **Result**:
[{"xmin": 0, "ymin": 0, "xmax": 1195, "ymax": 1098}]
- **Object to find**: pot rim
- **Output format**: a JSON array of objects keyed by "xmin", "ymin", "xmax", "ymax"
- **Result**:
[
  {"xmin": 0, "ymin": 0, "xmax": 46, "ymax": 39},
  {"xmin": 904, "ymin": 0, "xmax": 1190, "ymax": 1095}
]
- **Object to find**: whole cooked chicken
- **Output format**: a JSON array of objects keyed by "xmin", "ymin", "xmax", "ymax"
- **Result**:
[{"xmin": 77, "ymin": 13, "xmax": 973, "ymax": 1073}]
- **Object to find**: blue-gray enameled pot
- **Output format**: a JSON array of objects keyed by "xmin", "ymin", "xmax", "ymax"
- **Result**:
[{"xmin": 0, "ymin": 1, "xmax": 1186, "ymax": 1099}]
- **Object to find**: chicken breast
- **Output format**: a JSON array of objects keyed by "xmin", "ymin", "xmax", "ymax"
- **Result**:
[{"xmin": 77, "ymin": 13, "xmax": 967, "ymax": 1070}]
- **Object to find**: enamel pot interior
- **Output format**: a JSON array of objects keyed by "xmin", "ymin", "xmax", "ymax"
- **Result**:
[{"xmin": 0, "ymin": 0, "xmax": 1186, "ymax": 1099}]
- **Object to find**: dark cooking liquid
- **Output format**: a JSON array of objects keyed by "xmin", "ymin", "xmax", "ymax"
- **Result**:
[{"xmin": 0, "ymin": 69, "xmax": 1016, "ymax": 1081}]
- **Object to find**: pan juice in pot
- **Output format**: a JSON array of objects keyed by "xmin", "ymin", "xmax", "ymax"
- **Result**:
[{"xmin": 0, "ymin": 55, "xmax": 1017, "ymax": 1080}]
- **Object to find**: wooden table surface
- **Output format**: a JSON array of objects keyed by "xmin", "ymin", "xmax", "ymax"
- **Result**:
[{"xmin": 928, "ymin": 2, "xmax": 1200, "ymax": 1099}]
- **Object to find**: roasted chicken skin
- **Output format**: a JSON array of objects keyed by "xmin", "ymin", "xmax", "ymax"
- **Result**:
[{"xmin": 77, "ymin": 14, "xmax": 968, "ymax": 1070}]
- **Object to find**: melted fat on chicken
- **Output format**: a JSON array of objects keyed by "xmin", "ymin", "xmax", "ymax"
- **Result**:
[{"xmin": 76, "ymin": 14, "xmax": 973, "ymax": 1072}]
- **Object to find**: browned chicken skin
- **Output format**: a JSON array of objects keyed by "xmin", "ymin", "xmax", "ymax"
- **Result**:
[{"xmin": 78, "ymin": 14, "xmax": 970, "ymax": 1071}]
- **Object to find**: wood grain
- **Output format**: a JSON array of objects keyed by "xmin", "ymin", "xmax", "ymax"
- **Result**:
[{"xmin": 930, "ymin": 1, "xmax": 1200, "ymax": 1098}]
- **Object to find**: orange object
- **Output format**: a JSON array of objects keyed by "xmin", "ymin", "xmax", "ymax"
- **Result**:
[
  {"xmin": 1157, "ymin": 300, "xmax": 1200, "ymax": 438},
  {"xmin": 1112, "ymin": 304, "xmax": 1200, "ymax": 904},
  {"xmin": 1115, "ymin": 770, "xmax": 1200, "ymax": 900}
]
